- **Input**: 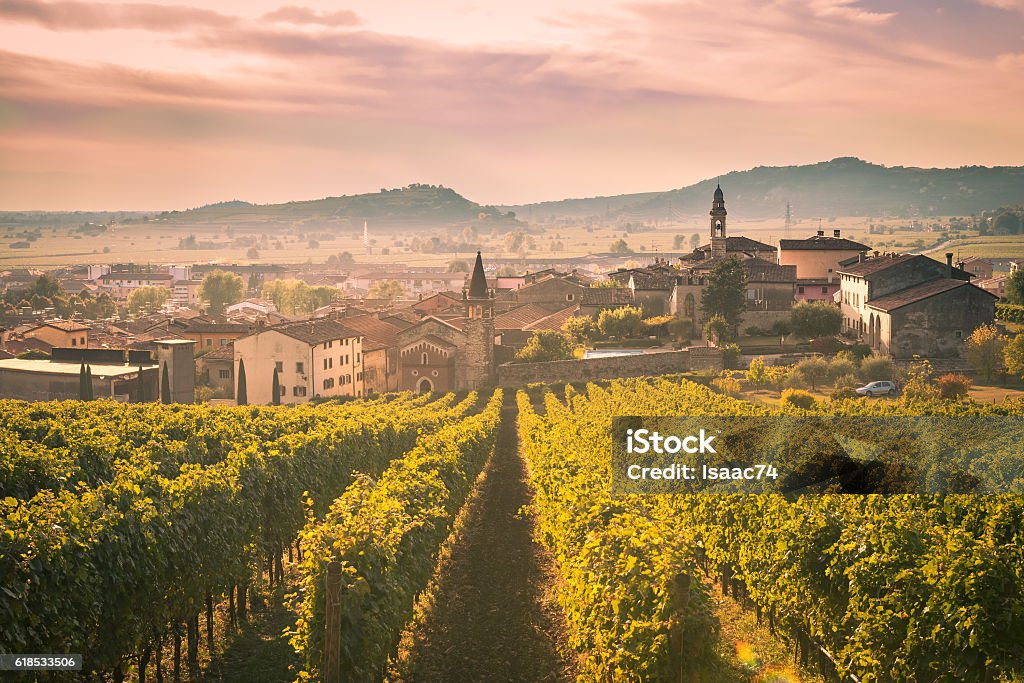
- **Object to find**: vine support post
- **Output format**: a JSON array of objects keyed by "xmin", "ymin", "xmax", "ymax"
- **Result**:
[
  {"xmin": 669, "ymin": 570, "xmax": 692, "ymax": 683},
  {"xmin": 323, "ymin": 560, "xmax": 344, "ymax": 683}
]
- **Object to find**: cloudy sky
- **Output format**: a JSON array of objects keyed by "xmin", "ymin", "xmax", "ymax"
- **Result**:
[{"xmin": 1, "ymin": 0, "xmax": 1023, "ymax": 209}]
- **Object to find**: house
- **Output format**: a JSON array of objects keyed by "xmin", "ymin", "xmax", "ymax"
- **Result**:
[
  {"xmin": 335, "ymin": 314, "xmax": 402, "ymax": 395},
  {"xmin": 412, "ymin": 291, "xmax": 462, "ymax": 316},
  {"xmin": 96, "ymin": 271, "xmax": 174, "ymax": 300},
  {"xmin": 779, "ymin": 229, "xmax": 869, "ymax": 302},
  {"xmin": 957, "ymin": 256, "xmax": 995, "ymax": 281},
  {"xmin": 197, "ymin": 343, "xmax": 235, "ymax": 396},
  {"xmin": 233, "ymin": 318, "xmax": 365, "ymax": 404},
  {"xmin": 23, "ymin": 320, "xmax": 91, "ymax": 348},
  {"xmin": 395, "ymin": 252, "xmax": 495, "ymax": 392},
  {"xmin": 579, "ymin": 287, "xmax": 634, "ymax": 318},
  {"xmin": 183, "ymin": 319, "xmax": 254, "ymax": 350},
  {"xmin": 837, "ymin": 252, "xmax": 994, "ymax": 357},
  {"xmin": 172, "ymin": 279, "xmax": 203, "ymax": 307}
]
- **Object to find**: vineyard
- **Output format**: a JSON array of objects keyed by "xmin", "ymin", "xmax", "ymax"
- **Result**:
[
  {"xmin": 518, "ymin": 377, "xmax": 1024, "ymax": 682},
  {"xmin": 1, "ymin": 376, "xmax": 1022, "ymax": 682},
  {"xmin": 0, "ymin": 390, "xmax": 502, "ymax": 681}
]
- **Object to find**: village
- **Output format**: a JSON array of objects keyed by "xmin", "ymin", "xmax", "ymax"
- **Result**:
[{"xmin": 0, "ymin": 186, "xmax": 1019, "ymax": 407}]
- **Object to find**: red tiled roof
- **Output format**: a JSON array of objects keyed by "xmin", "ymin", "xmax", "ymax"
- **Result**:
[
  {"xmin": 866, "ymin": 279, "xmax": 996, "ymax": 312},
  {"xmin": 528, "ymin": 305, "xmax": 581, "ymax": 332},
  {"xmin": 494, "ymin": 303, "xmax": 555, "ymax": 330},
  {"xmin": 338, "ymin": 315, "xmax": 402, "ymax": 348}
]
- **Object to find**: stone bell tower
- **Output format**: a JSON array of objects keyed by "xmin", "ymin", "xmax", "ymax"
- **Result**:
[
  {"xmin": 710, "ymin": 183, "xmax": 727, "ymax": 259},
  {"xmin": 458, "ymin": 251, "xmax": 495, "ymax": 388}
]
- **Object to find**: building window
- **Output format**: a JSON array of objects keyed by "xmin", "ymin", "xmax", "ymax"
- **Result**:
[
  {"xmin": 296, "ymin": 362, "xmax": 304, "ymax": 373},
  {"xmin": 356, "ymin": 353, "xmax": 360, "ymax": 363},
  {"xmin": 422, "ymin": 352, "xmax": 428, "ymax": 365},
  {"xmin": 206, "ymin": 339, "xmax": 213, "ymax": 347},
  {"xmin": 219, "ymin": 369, "xmax": 231, "ymax": 379},
  {"xmin": 294, "ymin": 386, "xmax": 307, "ymax": 397},
  {"xmin": 71, "ymin": 338, "xmax": 77, "ymax": 346},
  {"xmin": 281, "ymin": 385, "xmax": 287, "ymax": 396},
  {"xmin": 412, "ymin": 369, "xmax": 419, "ymax": 376},
  {"xmin": 80, "ymin": 337, "xmax": 86, "ymax": 345},
  {"xmin": 323, "ymin": 378, "xmax": 334, "ymax": 389},
  {"xmin": 566, "ymin": 293, "xmax": 575, "ymax": 302},
  {"xmin": 275, "ymin": 361, "xmax": 283, "ymax": 373},
  {"xmin": 821, "ymin": 287, "xmax": 828, "ymax": 294},
  {"xmin": 797, "ymin": 286, "xmax": 805, "ymax": 294}
]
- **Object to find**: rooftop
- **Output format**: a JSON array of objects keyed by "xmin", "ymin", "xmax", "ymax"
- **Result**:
[
  {"xmin": 779, "ymin": 236, "xmax": 870, "ymax": 251},
  {"xmin": 866, "ymin": 279, "xmax": 996, "ymax": 312},
  {"xmin": 260, "ymin": 318, "xmax": 361, "ymax": 345},
  {"xmin": 0, "ymin": 358, "xmax": 156, "ymax": 377}
]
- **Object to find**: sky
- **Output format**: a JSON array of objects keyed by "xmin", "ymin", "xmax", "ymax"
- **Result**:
[{"xmin": 1, "ymin": 0, "xmax": 1023, "ymax": 210}]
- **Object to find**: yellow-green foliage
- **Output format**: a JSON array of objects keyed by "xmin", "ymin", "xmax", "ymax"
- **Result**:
[{"xmin": 780, "ymin": 387, "xmax": 817, "ymax": 409}]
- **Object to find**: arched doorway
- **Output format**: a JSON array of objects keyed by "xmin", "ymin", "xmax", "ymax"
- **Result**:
[{"xmin": 418, "ymin": 378, "xmax": 433, "ymax": 393}]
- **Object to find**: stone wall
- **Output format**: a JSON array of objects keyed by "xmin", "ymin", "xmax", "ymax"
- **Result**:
[{"xmin": 496, "ymin": 347, "xmax": 722, "ymax": 387}]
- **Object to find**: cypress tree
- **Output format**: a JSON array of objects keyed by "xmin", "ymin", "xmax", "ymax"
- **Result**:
[
  {"xmin": 271, "ymin": 367, "xmax": 281, "ymax": 406},
  {"xmin": 79, "ymin": 363, "xmax": 88, "ymax": 401},
  {"xmin": 135, "ymin": 365, "xmax": 145, "ymax": 402},
  {"xmin": 236, "ymin": 358, "xmax": 248, "ymax": 406},
  {"xmin": 161, "ymin": 363, "xmax": 171, "ymax": 404},
  {"xmin": 84, "ymin": 365, "xmax": 94, "ymax": 401}
]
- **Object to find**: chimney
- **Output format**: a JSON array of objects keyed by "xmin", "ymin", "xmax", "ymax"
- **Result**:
[
  {"xmin": 874, "ymin": 250, "xmax": 880, "ymax": 257},
  {"xmin": 816, "ymin": 230, "xmax": 824, "ymax": 237},
  {"xmin": 945, "ymin": 252, "xmax": 953, "ymax": 278},
  {"xmin": 833, "ymin": 229, "xmax": 841, "ymax": 238},
  {"xmin": 858, "ymin": 253, "xmax": 864, "ymax": 263}
]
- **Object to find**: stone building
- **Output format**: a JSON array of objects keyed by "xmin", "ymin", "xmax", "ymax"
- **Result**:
[
  {"xmin": 396, "ymin": 252, "xmax": 496, "ymax": 392},
  {"xmin": 673, "ymin": 185, "xmax": 796, "ymax": 331},
  {"xmin": 837, "ymin": 252, "xmax": 995, "ymax": 358}
]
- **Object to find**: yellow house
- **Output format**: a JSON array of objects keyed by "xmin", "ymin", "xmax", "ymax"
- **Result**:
[
  {"xmin": 233, "ymin": 319, "xmax": 364, "ymax": 405},
  {"xmin": 23, "ymin": 320, "xmax": 91, "ymax": 348}
]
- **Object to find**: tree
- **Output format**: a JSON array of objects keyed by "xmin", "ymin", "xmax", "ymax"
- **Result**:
[
  {"xmin": 367, "ymin": 280, "xmax": 406, "ymax": 301},
  {"xmin": 135, "ymin": 366, "xmax": 145, "ymax": 402},
  {"xmin": 1006, "ymin": 269, "xmax": 1024, "ymax": 305},
  {"xmin": 789, "ymin": 301, "xmax": 843, "ymax": 338},
  {"xmin": 514, "ymin": 331, "xmax": 574, "ymax": 363},
  {"xmin": 704, "ymin": 314, "xmax": 730, "ymax": 344},
  {"xmin": 236, "ymin": 359, "xmax": 248, "ymax": 405},
  {"xmin": 161, "ymin": 363, "xmax": 171, "ymax": 404},
  {"xmin": 965, "ymin": 323, "xmax": 1006, "ymax": 380},
  {"xmin": 673, "ymin": 235, "xmax": 686, "ymax": 250},
  {"xmin": 448, "ymin": 260, "xmax": 470, "ymax": 273},
  {"xmin": 198, "ymin": 270, "xmax": 245, "ymax": 316},
  {"xmin": 79, "ymin": 363, "xmax": 90, "ymax": 401},
  {"xmin": 597, "ymin": 306, "xmax": 644, "ymax": 339},
  {"xmin": 128, "ymin": 286, "xmax": 170, "ymax": 316},
  {"xmin": 701, "ymin": 257, "xmax": 746, "ymax": 332},
  {"xmin": 561, "ymin": 315, "xmax": 595, "ymax": 344},
  {"xmin": 263, "ymin": 279, "xmax": 339, "ymax": 314},
  {"xmin": 246, "ymin": 247, "xmax": 260, "ymax": 259},
  {"xmin": 690, "ymin": 233, "xmax": 702, "ymax": 250},
  {"xmin": 794, "ymin": 357, "xmax": 830, "ymax": 391},
  {"xmin": 1003, "ymin": 333, "xmax": 1024, "ymax": 378},
  {"xmin": 271, "ymin": 367, "xmax": 281, "ymax": 405},
  {"xmin": 610, "ymin": 238, "xmax": 634, "ymax": 254}
]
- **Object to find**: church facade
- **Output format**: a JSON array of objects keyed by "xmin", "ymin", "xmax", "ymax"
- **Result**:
[{"xmin": 395, "ymin": 251, "xmax": 496, "ymax": 392}]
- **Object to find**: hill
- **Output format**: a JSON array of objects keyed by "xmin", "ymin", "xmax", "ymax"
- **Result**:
[
  {"xmin": 503, "ymin": 158, "xmax": 1024, "ymax": 222},
  {"xmin": 150, "ymin": 184, "xmax": 522, "ymax": 231}
]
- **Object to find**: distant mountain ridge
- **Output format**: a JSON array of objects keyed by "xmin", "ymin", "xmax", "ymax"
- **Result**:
[
  {"xmin": 502, "ymin": 158, "xmax": 1024, "ymax": 222},
  {"xmin": 156, "ymin": 184, "xmax": 521, "ymax": 231}
]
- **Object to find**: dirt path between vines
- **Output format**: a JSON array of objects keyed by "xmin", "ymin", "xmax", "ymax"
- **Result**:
[{"xmin": 396, "ymin": 404, "xmax": 575, "ymax": 683}]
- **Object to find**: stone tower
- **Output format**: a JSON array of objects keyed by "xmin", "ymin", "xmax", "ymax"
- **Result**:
[
  {"xmin": 459, "ymin": 251, "xmax": 495, "ymax": 388},
  {"xmin": 710, "ymin": 184, "xmax": 727, "ymax": 259}
]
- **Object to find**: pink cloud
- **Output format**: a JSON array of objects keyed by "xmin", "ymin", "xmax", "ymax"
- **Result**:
[
  {"xmin": 262, "ymin": 5, "xmax": 361, "ymax": 27},
  {"xmin": 0, "ymin": 0, "xmax": 238, "ymax": 31}
]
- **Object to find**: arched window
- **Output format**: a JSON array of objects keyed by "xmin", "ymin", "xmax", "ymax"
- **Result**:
[{"xmin": 421, "ymin": 352, "xmax": 428, "ymax": 365}]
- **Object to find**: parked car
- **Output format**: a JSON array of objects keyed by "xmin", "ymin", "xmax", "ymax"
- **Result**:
[{"xmin": 855, "ymin": 380, "xmax": 898, "ymax": 397}]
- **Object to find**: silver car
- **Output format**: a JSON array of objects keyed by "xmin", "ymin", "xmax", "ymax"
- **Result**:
[{"xmin": 855, "ymin": 380, "xmax": 897, "ymax": 397}]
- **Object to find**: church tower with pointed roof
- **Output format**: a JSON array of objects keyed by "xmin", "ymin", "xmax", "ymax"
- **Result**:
[
  {"xmin": 710, "ymin": 184, "xmax": 728, "ymax": 259},
  {"xmin": 459, "ymin": 251, "xmax": 495, "ymax": 388}
]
